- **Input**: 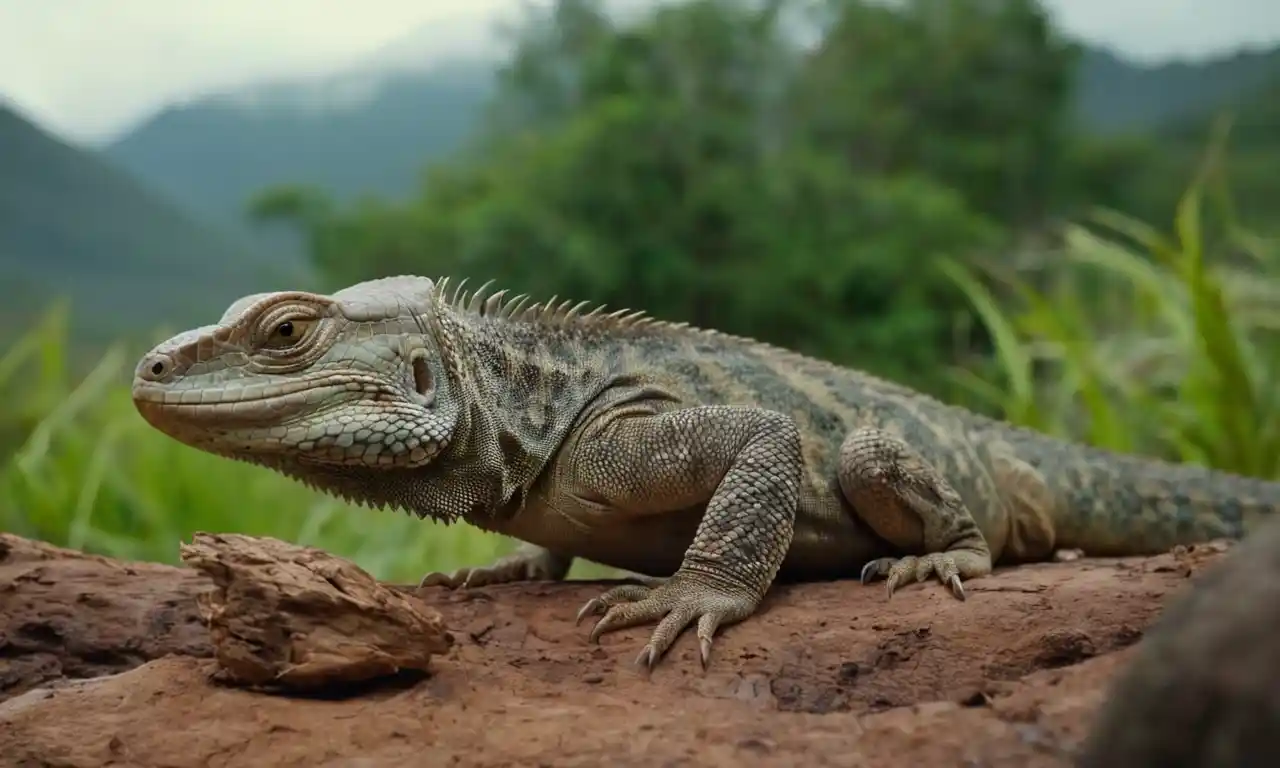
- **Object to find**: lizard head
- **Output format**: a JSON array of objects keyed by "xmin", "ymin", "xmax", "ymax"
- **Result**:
[{"xmin": 131, "ymin": 275, "xmax": 462, "ymax": 476}]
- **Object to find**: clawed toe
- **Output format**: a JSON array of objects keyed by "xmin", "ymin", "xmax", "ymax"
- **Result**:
[
  {"xmin": 575, "ymin": 584, "xmax": 653, "ymax": 627},
  {"xmin": 574, "ymin": 574, "xmax": 755, "ymax": 671},
  {"xmin": 861, "ymin": 553, "xmax": 968, "ymax": 601},
  {"xmin": 860, "ymin": 557, "xmax": 893, "ymax": 584},
  {"xmin": 575, "ymin": 598, "xmax": 607, "ymax": 624},
  {"xmin": 419, "ymin": 568, "xmax": 465, "ymax": 588},
  {"xmin": 635, "ymin": 644, "xmax": 660, "ymax": 670}
]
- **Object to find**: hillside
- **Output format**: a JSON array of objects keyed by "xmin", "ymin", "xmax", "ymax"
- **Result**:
[
  {"xmin": 1074, "ymin": 45, "xmax": 1280, "ymax": 133},
  {"xmin": 104, "ymin": 62, "xmax": 494, "ymax": 235},
  {"xmin": 0, "ymin": 103, "xmax": 308, "ymax": 348}
]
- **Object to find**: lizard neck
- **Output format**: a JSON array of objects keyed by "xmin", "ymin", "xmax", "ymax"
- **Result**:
[{"xmin": 438, "ymin": 310, "xmax": 619, "ymax": 518}]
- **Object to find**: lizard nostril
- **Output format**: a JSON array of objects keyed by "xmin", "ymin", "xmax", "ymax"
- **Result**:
[{"xmin": 142, "ymin": 355, "xmax": 173, "ymax": 380}]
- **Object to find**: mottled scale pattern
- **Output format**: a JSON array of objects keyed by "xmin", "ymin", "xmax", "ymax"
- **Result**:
[
  {"xmin": 132, "ymin": 274, "xmax": 1280, "ymax": 671},
  {"xmin": 573, "ymin": 405, "xmax": 802, "ymax": 596}
]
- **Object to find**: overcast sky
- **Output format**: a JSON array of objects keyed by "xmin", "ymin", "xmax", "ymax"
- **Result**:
[{"xmin": 2, "ymin": 0, "xmax": 1279, "ymax": 145}]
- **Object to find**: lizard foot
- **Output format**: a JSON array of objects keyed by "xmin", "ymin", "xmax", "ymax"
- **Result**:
[
  {"xmin": 860, "ymin": 552, "xmax": 970, "ymax": 601},
  {"xmin": 574, "ymin": 574, "xmax": 756, "ymax": 671},
  {"xmin": 420, "ymin": 547, "xmax": 568, "ymax": 589}
]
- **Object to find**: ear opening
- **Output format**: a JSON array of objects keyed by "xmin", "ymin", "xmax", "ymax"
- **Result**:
[{"xmin": 410, "ymin": 350, "xmax": 435, "ymax": 403}]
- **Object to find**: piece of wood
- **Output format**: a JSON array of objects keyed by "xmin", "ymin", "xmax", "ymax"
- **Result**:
[
  {"xmin": 0, "ymin": 533, "xmax": 212, "ymax": 701},
  {"xmin": 178, "ymin": 532, "xmax": 452, "ymax": 690}
]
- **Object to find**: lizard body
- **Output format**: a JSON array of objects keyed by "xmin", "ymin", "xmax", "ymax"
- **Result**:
[{"xmin": 131, "ymin": 275, "xmax": 1280, "ymax": 669}]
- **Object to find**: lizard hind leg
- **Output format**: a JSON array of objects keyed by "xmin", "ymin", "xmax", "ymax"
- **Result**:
[{"xmin": 837, "ymin": 427, "xmax": 993, "ymax": 600}]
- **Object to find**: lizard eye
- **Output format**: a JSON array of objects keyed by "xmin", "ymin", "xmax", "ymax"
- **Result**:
[{"xmin": 263, "ymin": 319, "xmax": 314, "ymax": 349}]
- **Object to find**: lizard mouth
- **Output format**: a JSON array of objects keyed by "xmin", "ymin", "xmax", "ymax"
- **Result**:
[{"xmin": 131, "ymin": 380, "xmax": 352, "ymax": 429}]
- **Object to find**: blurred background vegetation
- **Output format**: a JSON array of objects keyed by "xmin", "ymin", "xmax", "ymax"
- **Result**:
[{"xmin": 3, "ymin": 0, "xmax": 1279, "ymax": 581}]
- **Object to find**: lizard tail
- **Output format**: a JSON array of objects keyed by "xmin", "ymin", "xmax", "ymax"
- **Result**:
[{"xmin": 1022, "ymin": 436, "xmax": 1280, "ymax": 556}]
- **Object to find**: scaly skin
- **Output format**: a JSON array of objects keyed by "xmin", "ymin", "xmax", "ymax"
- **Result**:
[{"xmin": 131, "ymin": 275, "xmax": 1280, "ymax": 671}]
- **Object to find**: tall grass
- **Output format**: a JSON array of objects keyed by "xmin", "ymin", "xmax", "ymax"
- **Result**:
[{"xmin": 946, "ymin": 122, "xmax": 1280, "ymax": 479}]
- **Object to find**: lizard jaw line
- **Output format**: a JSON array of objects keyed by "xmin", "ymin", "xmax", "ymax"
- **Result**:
[{"xmin": 131, "ymin": 383, "xmax": 351, "ymax": 428}]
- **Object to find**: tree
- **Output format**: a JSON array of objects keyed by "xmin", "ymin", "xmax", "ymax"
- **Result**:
[{"xmin": 794, "ymin": 0, "xmax": 1080, "ymax": 228}]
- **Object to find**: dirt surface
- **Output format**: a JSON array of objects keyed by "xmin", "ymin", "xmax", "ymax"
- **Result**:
[{"xmin": 0, "ymin": 532, "xmax": 1232, "ymax": 768}]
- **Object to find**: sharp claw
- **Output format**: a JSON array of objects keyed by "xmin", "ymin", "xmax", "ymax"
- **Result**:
[
  {"xmin": 949, "ymin": 575, "xmax": 966, "ymax": 601},
  {"xmin": 860, "ymin": 561, "xmax": 876, "ymax": 584},
  {"xmin": 419, "ymin": 572, "xmax": 455, "ymax": 588},
  {"xmin": 577, "ymin": 599, "xmax": 606, "ymax": 625},
  {"xmin": 699, "ymin": 638, "xmax": 712, "ymax": 670},
  {"xmin": 635, "ymin": 645, "xmax": 657, "ymax": 670},
  {"xmin": 589, "ymin": 615, "xmax": 612, "ymax": 644}
]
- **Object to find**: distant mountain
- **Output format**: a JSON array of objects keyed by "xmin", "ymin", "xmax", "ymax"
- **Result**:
[
  {"xmin": 1075, "ymin": 45, "xmax": 1280, "ymax": 133},
  {"xmin": 0, "ymin": 103, "xmax": 308, "ymax": 348},
  {"xmin": 104, "ymin": 61, "xmax": 496, "ymax": 236}
]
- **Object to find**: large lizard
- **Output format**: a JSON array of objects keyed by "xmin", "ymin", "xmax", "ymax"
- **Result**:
[{"xmin": 131, "ymin": 275, "xmax": 1280, "ymax": 670}]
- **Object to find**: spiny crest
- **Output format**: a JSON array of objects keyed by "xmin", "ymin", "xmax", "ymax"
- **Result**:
[
  {"xmin": 426, "ymin": 275, "xmax": 879, "ymax": 387},
  {"xmin": 432, "ymin": 275, "xmax": 701, "ymax": 337}
]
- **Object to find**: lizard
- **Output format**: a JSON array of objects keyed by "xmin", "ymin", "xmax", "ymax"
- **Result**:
[
  {"xmin": 130, "ymin": 274, "xmax": 1280, "ymax": 671},
  {"xmin": 1075, "ymin": 516, "xmax": 1280, "ymax": 768}
]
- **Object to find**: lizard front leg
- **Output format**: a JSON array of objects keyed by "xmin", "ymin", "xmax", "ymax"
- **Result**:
[
  {"xmin": 570, "ymin": 403, "xmax": 802, "ymax": 670},
  {"xmin": 838, "ymin": 427, "xmax": 993, "ymax": 599},
  {"xmin": 419, "ymin": 542, "xmax": 574, "ymax": 588}
]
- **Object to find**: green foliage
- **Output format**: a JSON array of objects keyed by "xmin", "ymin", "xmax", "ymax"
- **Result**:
[
  {"xmin": 0, "ymin": 310, "xmax": 559, "ymax": 581},
  {"xmin": 949, "ymin": 128, "xmax": 1280, "ymax": 478},
  {"xmin": 796, "ymin": 0, "xmax": 1081, "ymax": 226}
]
